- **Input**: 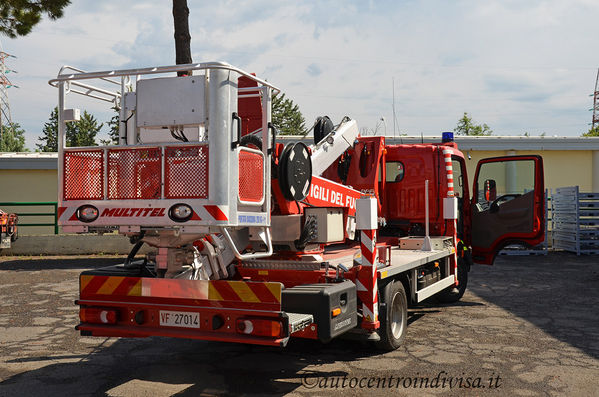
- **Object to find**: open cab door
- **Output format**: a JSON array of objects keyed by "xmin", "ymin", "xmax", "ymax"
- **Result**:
[{"xmin": 470, "ymin": 155, "xmax": 544, "ymax": 264}]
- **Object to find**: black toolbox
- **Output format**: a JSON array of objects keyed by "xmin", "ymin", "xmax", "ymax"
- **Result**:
[{"xmin": 282, "ymin": 280, "xmax": 357, "ymax": 342}]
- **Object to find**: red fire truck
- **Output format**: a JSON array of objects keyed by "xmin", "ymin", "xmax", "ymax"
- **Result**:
[
  {"xmin": 0, "ymin": 209, "xmax": 18, "ymax": 250},
  {"xmin": 49, "ymin": 63, "xmax": 544, "ymax": 350}
]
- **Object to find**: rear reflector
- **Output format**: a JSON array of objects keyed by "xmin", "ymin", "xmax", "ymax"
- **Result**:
[
  {"xmin": 80, "ymin": 308, "xmax": 117, "ymax": 324},
  {"xmin": 236, "ymin": 318, "xmax": 283, "ymax": 338}
]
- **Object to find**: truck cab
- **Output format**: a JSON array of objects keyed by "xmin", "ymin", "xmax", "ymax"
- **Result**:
[{"xmin": 322, "ymin": 134, "xmax": 545, "ymax": 265}]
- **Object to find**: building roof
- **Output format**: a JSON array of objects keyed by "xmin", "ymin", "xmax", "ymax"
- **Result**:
[
  {"xmin": 279, "ymin": 135, "xmax": 599, "ymax": 151},
  {"xmin": 1, "ymin": 135, "xmax": 599, "ymax": 170},
  {"xmin": 394, "ymin": 135, "xmax": 599, "ymax": 151},
  {"xmin": 0, "ymin": 152, "xmax": 58, "ymax": 170}
]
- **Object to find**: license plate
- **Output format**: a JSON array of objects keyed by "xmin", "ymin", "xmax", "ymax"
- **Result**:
[{"xmin": 159, "ymin": 310, "xmax": 200, "ymax": 329}]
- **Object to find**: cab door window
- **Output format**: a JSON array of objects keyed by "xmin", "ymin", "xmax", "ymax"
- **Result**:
[
  {"xmin": 451, "ymin": 159, "xmax": 464, "ymax": 198},
  {"xmin": 475, "ymin": 159, "xmax": 535, "ymax": 210},
  {"xmin": 385, "ymin": 161, "xmax": 405, "ymax": 182},
  {"xmin": 451, "ymin": 157, "xmax": 465, "ymax": 236}
]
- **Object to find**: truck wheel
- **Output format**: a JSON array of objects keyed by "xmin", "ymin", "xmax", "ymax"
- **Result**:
[
  {"xmin": 436, "ymin": 257, "xmax": 468, "ymax": 303},
  {"xmin": 377, "ymin": 281, "xmax": 408, "ymax": 351}
]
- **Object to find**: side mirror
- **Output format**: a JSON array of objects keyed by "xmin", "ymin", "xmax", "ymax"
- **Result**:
[{"xmin": 484, "ymin": 179, "xmax": 497, "ymax": 201}]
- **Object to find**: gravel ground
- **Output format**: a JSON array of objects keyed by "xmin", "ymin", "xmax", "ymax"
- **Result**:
[{"xmin": 0, "ymin": 252, "xmax": 597, "ymax": 396}]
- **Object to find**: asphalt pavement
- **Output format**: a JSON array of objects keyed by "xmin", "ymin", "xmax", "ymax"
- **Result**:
[{"xmin": 0, "ymin": 253, "xmax": 597, "ymax": 396}]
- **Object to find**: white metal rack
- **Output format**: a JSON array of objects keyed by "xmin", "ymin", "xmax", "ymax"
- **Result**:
[{"xmin": 551, "ymin": 186, "xmax": 599, "ymax": 255}]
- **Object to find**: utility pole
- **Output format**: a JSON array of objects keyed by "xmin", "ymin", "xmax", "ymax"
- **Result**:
[
  {"xmin": 392, "ymin": 77, "xmax": 397, "ymax": 139},
  {"xmin": 0, "ymin": 41, "xmax": 17, "ymax": 141},
  {"xmin": 593, "ymin": 68, "xmax": 599, "ymax": 130}
]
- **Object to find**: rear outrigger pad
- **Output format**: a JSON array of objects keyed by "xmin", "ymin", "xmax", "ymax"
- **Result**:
[{"xmin": 278, "ymin": 142, "xmax": 312, "ymax": 201}]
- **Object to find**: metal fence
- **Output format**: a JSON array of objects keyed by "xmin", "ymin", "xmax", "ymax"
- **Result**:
[
  {"xmin": 0, "ymin": 202, "xmax": 58, "ymax": 235},
  {"xmin": 551, "ymin": 186, "xmax": 599, "ymax": 255}
]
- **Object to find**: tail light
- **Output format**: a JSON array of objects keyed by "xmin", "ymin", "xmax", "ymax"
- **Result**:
[
  {"xmin": 76, "ymin": 205, "xmax": 99, "ymax": 223},
  {"xmin": 236, "ymin": 318, "xmax": 283, "ymax": 338},
  {"xmin": 80, "ymin": 308, "xmax": 117, "ymax": 324},
  {"xmin": 168, "ymin": 203, "xmax": 193, "ymax": 222}
]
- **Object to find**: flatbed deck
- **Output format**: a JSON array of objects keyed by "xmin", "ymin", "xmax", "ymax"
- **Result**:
[{"xmin": 321, "ymin": 238, "xmax": 454, "ymax": 280}]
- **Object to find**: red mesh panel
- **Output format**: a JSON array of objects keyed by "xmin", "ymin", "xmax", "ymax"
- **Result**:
[
  {"xmin": 165, "ymin": 145, "xmax": 208, "ymax": 199},
  {"xmin": 239, "ymin": 150, "xmax": 264, "ymax": 203},
  {"xmin": 63, "ymin": 150, "xmax": 104, "ymax": 200},
  {"xmin": 107, "ymin": 148, "xmax": 161, "ymax": 199}
]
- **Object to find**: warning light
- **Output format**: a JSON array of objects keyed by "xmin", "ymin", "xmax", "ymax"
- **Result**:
[
  {"xmin": 80, "ymin": 308, "xmax": 117, "ymax": 324},
  {"xmin": 236, "ymin": 318, "xmax": 283, "ymax": 337},
  {"xmin": 442, "ymin": 132, "xmax": 454, "ymax": 143}
]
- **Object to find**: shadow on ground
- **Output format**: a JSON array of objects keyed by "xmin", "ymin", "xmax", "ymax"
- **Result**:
[
  {"xmin": 1, "ymin": 252, "xmax": 597, "ymax": 396},
  {"xmin": 0, "ymin": 257, "xmax": 124, "ymax": 271},
  {"xmin": 468, "ymin": 252, "xmax": 599, "ymax": 360},
  {"xmin": 1, "ymin": 336, "xmax": 384, "ymax": 396}
]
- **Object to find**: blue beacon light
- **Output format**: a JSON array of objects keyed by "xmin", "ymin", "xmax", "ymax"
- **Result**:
[{"xmin": 442, "ymin": 132, "xmax": 454, "ymax": 143}]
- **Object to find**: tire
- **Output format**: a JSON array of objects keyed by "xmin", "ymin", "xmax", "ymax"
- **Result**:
[
  {"xmin": 377, "ymin": 281, "xmax": 408, "ymax": 351},
  {"xmin": 313, "ymin": 116, "xmax": 333, "ymax": 145},
  {"xmin": 436, "ymin": 257, "xmax": 468, "ymax": 303},
  {"xmin": 239, "ymin": 134, "xmax": 262, "ymax": 150}
]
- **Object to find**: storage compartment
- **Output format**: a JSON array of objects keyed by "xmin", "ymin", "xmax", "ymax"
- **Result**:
[
  {"xmin": 282, "ymin": 280, "xmax": 357, "ymax": 342},
  {"xmin": 304, "ymin": 207, "xmax": 344, "ymax": 243},
  {"xmin": 416, "ymin": 262, "xmax": 441, "ymax": 290},
  {"xmin": 251, "ymin": 215, "xmax": 302, "ymax": 243},
  {"xmin": 136, "ymin": 75, "xmax": 207, "ymax": 128}
]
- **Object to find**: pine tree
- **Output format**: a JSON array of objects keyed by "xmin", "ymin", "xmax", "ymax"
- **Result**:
[
  {"xmin": 106, "ymin": 106, "xmax": 120, "ymax": 145},
  {"xmin": 272, "ymin": 93, "xmax": 305, "ymax": 135},
  {"xmin": 0, "ymin": 123, "xmax": 28, "ymax": 152},
  {"xmin": 37, "ymin": 108, "xmax": 59, "ymax": 152},
  {"xmin": 0, "ymin": 0, "xmax": 71, "ymax": 37},
  {"xmin": 37, "ymin": 107, "xmax": 101, "ymax": 151},
  {"xmin": 68, "ymin": 111, "xmax": 102, "ymax": 147}
]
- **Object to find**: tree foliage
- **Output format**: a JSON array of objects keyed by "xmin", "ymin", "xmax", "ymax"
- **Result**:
[
  {"xmin": 0, "ymin": 0, "xmax": 71, "ymax": 38},
  {"xmin": 37, "ymin": 107, "xmax": 102, "ymax": 152},
  {"xmin": 272, "ymin": 93, "xmax": 306, "ymax": 135},
  {"xmin": 582, "ymin": 125, "xmax": 599, "ymax": 137},
  {"xmin": 100, "ymin": 105, "xmax": 120, "ymax": 146},
  {"xmin": 0, "ymin": 122, "xmax": 27, "ymax": 151},
  {"xmin": 454, "ymin": 112, "xmax": 493, "ymax": 136},
  {"xmin": 37, "ymin": 107, "xmax": 59, "ymax": 152},
  {"xmin": 69, "ymin": 110, "xmax": 102, "ymax": 147}
]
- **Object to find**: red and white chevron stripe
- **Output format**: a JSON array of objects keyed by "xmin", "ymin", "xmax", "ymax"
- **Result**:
[
  {"xmin": 442, "ymin": 149, "xmax": 454, "ymax": 197},
  {"xmin": 442, "ymin": 148, "xmax": 459, "ymax": 285},
  {"xmin": 357, "ymin": 229, "xmax": 379, "ymax": 329}
]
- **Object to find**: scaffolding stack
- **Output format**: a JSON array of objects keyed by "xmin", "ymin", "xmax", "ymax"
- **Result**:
[{"xmin": 552, "ymin": 186, "xmax": 599, "ymax": 255}]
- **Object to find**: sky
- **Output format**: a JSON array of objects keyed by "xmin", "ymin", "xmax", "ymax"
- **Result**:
[{"xmin": 3, "ymin": 0, "xmax": 599, "ymax": 150}]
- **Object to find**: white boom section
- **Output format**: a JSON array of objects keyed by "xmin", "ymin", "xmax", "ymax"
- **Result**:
[{"xmin": 310, "ymin": 119, "xmax": 359, "ymax": 176}]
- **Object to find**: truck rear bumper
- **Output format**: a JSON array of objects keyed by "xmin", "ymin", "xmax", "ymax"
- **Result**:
[
  {"xmin": 76, "ymin": 300, "xmax": 293, "ymax": 346},
  {"xmin": 76, "ymin": 266, "xmax": 313, "ymax": 346}
]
